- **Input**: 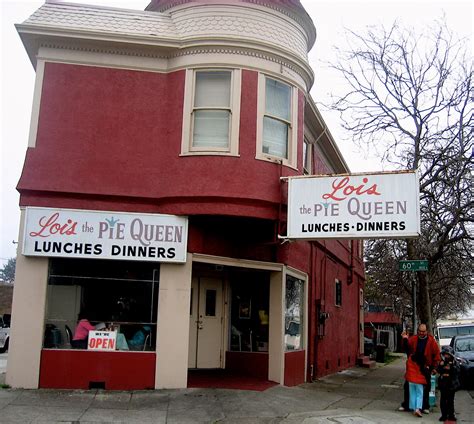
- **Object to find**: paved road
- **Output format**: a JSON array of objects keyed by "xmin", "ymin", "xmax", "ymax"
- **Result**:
[{"xmin": 0, "ymin": 355, "xmax": 473, "ymax": 423}]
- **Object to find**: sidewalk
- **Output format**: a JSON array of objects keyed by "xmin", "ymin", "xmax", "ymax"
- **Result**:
[{"xmin": 0, "ymin": 355, "xmax": 473, "ymax": 423}]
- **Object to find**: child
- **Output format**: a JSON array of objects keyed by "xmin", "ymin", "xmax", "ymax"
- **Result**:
[{"xmin": 436, "ymin": 346, "xmax": 460, "ymax": 422}]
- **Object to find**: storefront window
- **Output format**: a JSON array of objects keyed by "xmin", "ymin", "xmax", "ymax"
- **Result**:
[
  {"xmin": 285, "ymin": 276, "xmax": 304, "ymax": 351},
  {"xmin": 229, "ymin": 271, "xmax": 269, "ymax": 352},
  {"xmin": 43, "ymin": 258, "xmax": 159, "ymax": 351}
]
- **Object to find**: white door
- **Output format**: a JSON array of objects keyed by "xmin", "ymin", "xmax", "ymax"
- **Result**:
[{"xmin": 188, "ymin": 277, "xmax": 223, "ymax": 369}]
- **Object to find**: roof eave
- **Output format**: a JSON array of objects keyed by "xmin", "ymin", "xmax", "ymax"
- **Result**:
[{"xmin": 305, "ymin": 95, "xmax": 350, "ymax": 174}]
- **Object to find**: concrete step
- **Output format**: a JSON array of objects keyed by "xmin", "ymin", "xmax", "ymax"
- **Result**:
[{"xmin": 357, "ymin": 355, "xmax": 377, "ymax": 369}]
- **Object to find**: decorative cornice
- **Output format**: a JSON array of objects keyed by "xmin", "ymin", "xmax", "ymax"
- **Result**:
[
  {"xmin": 38, "ymin": 41, "xmax": 169, "ymax": 60},
  {"xmin": 36, "ymin": 40, "xmax": 313, "ymax": 89},
  {"xmin": 170, "ymin": 45, "xmax": 309, "ymax": 82}
]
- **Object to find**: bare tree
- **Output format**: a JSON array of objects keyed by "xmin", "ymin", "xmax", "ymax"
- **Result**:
[
  {"xmin": 328, "ymin": 19, "xmax": 473, "ymax": 330},
  {"xmin": 0, "ymin": 258, "xmax": 16, "ymax": 283}
]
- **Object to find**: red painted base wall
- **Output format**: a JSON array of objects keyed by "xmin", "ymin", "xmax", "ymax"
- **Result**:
[
  {"xmin": 39, "ymin": 349, "xmax": 156, "ymax": 390},
  {"xmin": 284, "ymin": 350, "xmax": 305, "ymax": 386}
]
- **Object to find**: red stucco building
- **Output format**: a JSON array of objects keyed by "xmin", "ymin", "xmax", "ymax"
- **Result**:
[{"xmin": 8, "ymin": 0, "xmax": 365, "ymax": 390}]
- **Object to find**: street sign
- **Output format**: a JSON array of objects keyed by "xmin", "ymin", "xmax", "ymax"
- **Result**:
[{"xmin": 399, "ymin": 260, "xmax": 428, "ymax": 271}]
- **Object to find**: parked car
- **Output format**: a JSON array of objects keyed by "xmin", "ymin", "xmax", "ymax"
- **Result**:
[
  {"xmin": 0, "ymin": 314, "xmax": 10, "ymax": 353},
  {"xmin": 450, "ymin": 334, "xmax": 474, "ymax": 389}
]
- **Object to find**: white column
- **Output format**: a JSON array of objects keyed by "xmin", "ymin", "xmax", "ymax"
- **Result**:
[
  {"xmin": 6, "ymin": 210, "xmax": 49, "ymax": 388},
  {"xmin": 268, "ymin": 270, "xmax": 284, "ymax": 383},
  {"xmin": 155, "ymin": 253, "xmax": 192, "ymax": 389}
]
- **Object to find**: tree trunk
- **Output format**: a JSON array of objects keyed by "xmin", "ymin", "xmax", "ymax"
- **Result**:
[
  {"xmin": 407, "ymin": 239, "xmax": 433, "ymax": 332},
  {"xmin": 417, "ymin": 272, "xmax": 433, "ymax": 332}
]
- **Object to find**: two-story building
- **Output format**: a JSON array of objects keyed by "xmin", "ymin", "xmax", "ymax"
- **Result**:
[{"xmin": 8, "ymin": 0, "xmax": 365, "ymax": 390}]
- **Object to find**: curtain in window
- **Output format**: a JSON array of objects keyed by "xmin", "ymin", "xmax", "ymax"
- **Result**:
[
  {"xmin": 193, "ymin": 110, "xmax": 230, "ymax": 148},
  {"xmin": 193, "ymin": 71, "xmax": 231, "ymax": 148},
  {"xmin": 263, "ymin": 117, "xmax": 288, "ymax": 158},
  {"xmin": 263, "ymin": 78, "xmax": 291, "ymax": 158},
  {"xmin": 194, "ymin": 72, "xmax": 231, "ymax": 108},
  {"xmin": 265, "ymin": 78, "xmax": 290, "ymax": 120}
]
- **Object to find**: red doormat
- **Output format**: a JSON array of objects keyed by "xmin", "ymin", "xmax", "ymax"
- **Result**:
[{"xmin": 187, "ymin": 369, "xmax": 278, "ymax": 391}]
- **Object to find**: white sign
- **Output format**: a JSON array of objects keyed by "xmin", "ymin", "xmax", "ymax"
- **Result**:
[
  {"xmin": 23, "ymin": 207, "xmax": 188, "ymax": 263},
  {"xmin": 287, "ymin": 171, "xmax": 420, "ymax": 239},
  {"xmin": 88, "ymin": 331, "xmax": 117, "ymax": 351}
]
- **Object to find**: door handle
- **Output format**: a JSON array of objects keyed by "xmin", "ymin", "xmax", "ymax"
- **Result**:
[{"xmin": 197, "ymin": 320, "xmax": 203, "ymax": 330}]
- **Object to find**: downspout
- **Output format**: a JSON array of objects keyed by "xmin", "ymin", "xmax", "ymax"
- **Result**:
[
  {"xmin": 308, "ymin": 242, "xmax": 315, "ymax": 381},
  {"xmin": 277, "ymin": 159, "xmax": 285, "ymax": 245}
]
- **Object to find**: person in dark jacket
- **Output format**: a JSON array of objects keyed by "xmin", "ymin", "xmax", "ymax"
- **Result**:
[{"xmin": 436, "ymin": 346, "xmax": 460, "ymax": 422}]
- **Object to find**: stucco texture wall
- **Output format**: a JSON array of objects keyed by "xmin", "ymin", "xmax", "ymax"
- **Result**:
[{"xmin": 18, "ymin": 64, "xmax": 301, "ymax": 221}]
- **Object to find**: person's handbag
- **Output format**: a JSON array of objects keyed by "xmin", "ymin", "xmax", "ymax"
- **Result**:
[{"xmin": 429, "ymin": 374, "xmax": 437, "ymax": 407}]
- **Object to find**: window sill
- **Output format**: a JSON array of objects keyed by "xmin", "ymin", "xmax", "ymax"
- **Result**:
[
  {"xmin": 180, "ymin": 152, "xmax": 240, "ymax": 157},
  {"xmin": 255, "ymin": 154, "xmax": 298, "ymax": 171}
]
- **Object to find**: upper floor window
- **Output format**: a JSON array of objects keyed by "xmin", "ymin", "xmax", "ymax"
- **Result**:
[
  {"xmin": 263, "ymin": 78, "xmax": 291, "ymax": 158},
  {"xmin": 257, "ymin": 74, "xmax": 298, "ymax": 168},
  {"xmin": 193, "ymin": 71, "xmax": 230, "ymax": 149},
  {"xmin": 181, "ymin": 69, "xmax": 241, "ymax": 156}
]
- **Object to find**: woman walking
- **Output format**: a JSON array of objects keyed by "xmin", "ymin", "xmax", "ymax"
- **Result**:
[{"xmin": 405, "ymin": 345, "xmax": 429, "ymax": 417}]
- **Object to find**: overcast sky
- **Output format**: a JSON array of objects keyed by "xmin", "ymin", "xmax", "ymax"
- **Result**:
[{"xmin": 0, "ymin": 0, "xmax": 472, "ymax": 263}]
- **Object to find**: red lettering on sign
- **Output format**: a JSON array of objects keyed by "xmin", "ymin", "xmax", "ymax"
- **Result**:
[
  {"xmin": 29, "ymin": 213, "xmax": 78, "ymax": 238},
  {"xmin": 322, "ymin": 177, "xmax": 381, "ymax": 201}
]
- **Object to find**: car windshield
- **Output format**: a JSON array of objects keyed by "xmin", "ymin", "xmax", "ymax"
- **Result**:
[{"xmin": 455, "ymin": 337, "xmax": 474, "ymax": 352}]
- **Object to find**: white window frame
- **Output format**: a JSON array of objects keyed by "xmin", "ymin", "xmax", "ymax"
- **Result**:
[
  {"xmin": 303, "ymin": 138, "xmax": 312, "ymax": 174},
  {"xmin": 256, "ymin": 74, "xmax": 298, "ymax": 168},
  {"xmin": 181, "ymin": 68, "xmax": 241, "ymax": 156}
]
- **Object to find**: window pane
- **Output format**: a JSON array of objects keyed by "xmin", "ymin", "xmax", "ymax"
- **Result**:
[
  {"xmin": 265, "ymin": 78, "xmax": 291, "ymax": 121},
  {"xmin": 285, "ymin": 276, "xmax": 304, "ymax": 351},
  {"xmin": 44, "ymin": 258, "xmax": 158, "ymax": 351},
  {"xmin": 195, "ymin": 71, "xmax": 231, "ymax": 107},
  {"xmin": 205, "ymin": 290, "xmax": 216, "ymax": 317},
  {"xmin": 263, "ymin": 116, "xmax": 288, "ymax": 158},
  {"xmin": 193, "ymin": 110, "xmax": 230, "ymax": 148},
  {"xmin": 459, "ymin": 326, "xmax": 474, "ymax": 335},
  {"xmin": 439, "ymin": 327, "xmax": 458, "ymax": 339}
]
